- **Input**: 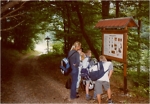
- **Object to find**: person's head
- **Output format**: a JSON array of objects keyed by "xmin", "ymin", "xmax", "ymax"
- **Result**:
[
  {"xmin": 70, "ymin": 41, "xmax": 81, "ymax": 51},
  {"xmin": 78, "ymin": 48, "xmax": 83, "ymax": 53},
  {"xmin": 77, "ymin": 48, "xmax": 85, "ymax": 60},
  {"xmin": 81, "ymin": 53, "xmax": 85, "ymax": 61},
  {"xmin": 85, "ymin": 50, "xmax": 92, "ymax": 57},
  {"xmin": 99, "ymin": 55, "xmax": 107, "ymax": 62}
]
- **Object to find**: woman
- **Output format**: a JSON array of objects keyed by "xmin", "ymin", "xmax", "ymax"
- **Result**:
[{"xmin": 68, "ymin": 41, "xmax": 81, "ymax": 99}]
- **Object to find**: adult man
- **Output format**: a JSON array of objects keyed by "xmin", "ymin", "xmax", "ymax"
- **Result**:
[{"xmin": 95, "ymin": 55, "xmax": 113, "ymax": 104}]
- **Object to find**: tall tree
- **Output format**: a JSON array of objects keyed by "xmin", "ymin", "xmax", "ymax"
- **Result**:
[
  {"xmin": 73, "ymin": 1, "xmax": 99, "ymax": 59},
  {"xmin": 137, "ymin": 1, "xmax": 141, "ymax": 76},
  {"xmin": 116, "ymin": 1, "xmax": 120, "ymax": 17},
  {"xmin": 102, "ymin": 0, "xmax": 110, "ymax": 19}
]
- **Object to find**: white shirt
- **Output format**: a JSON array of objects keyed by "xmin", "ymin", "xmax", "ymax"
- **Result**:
[
  {"xmin": 82, "ymin": 57, "xmax": 89, "ymax": 69},
  {"xmin": 97, "ymin": 61, "xmax": 113, "ymax": 82}
]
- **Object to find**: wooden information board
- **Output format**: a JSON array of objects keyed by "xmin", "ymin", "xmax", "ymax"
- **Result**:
[{"xmin": 102, "ymin": 30, "xmax": 128, "ymax": 63}]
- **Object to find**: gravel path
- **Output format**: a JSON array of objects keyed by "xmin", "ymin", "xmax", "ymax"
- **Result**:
[
  {"xmin": 1, "ymin": 54, "xmax": 149, "ymax": 103},
  {"xmin": 1, "ymin": 55, "xmax": 94, "ymax": 103}
]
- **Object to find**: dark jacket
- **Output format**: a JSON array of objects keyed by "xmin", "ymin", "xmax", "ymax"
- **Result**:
[{"xmin": 68, "ymin": 50, "xmax": 80, "ymax": 73}]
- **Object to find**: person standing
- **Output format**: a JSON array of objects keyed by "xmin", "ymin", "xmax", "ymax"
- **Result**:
[
  {"xmin": 68, "ymin": 41, "xmax": 81, "ymax": 99},
  {"xmin": 82, "ymin": 50, "xmax": 96, "ymax": 100},
  {"xmin": 94, "ymin": 55, "xmax": 113, "ymax": 104},
  {"xmin": 76, "ymin": 48, "xmax": 85, "ymax": 94}
]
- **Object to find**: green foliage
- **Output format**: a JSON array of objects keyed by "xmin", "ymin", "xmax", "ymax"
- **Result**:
[
  {"xmin": 1, "ymin": 1, "xmax": 43, "ymax": 51},
  {"xmin": 128, "ymin": 70, "xmax": 149, "ymax": 98},
  {"xmin": 113, "ymin": 69, "xmax": 149, "ymax": 98},
  {"xmin": 128, "ymin": 70, "xmax": 149, "ymax": 88},
  {"xmin": 118, "ymin": 1, "xmax": 149, "ymax": 72},
  {"xmin": 1, "ymin": 1, "xmax": 149, "ymax": 74},
  {"xmin": 131, "ymin": 86, "xmax": 149, "ymax": 98},
  {"xmin": 52, "ymin": 41, "xmax": 64, "ymax": 54},
  {"xmin": 1, "ymin": 1, "xmax": 149, "ymax": 101}
]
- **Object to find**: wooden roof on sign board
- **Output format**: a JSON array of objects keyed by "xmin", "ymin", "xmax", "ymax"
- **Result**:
[{"xmin": 95, "ymin": 17, "xmax": 138, "ymax": 28}]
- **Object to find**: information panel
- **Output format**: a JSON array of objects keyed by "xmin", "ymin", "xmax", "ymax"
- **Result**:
[{"xmin": 103, "ymin": 34, "xmax": 123, "ymax": 59}]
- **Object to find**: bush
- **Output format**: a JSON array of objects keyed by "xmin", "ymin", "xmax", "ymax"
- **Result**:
[
  {"xmin": 128, "ymin": 70, "xmax": 149, "ymax": 98},
  {"xmin": 112, "ymin": 68, "xmax": 149, "ymax": 98}
]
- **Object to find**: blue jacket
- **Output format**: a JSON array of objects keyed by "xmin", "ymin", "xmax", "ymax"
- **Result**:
[{"xmin": 68, "ymin": 50, "xmax": 80, "ymax": 73}]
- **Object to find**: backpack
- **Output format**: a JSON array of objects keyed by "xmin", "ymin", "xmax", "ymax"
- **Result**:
[
  {"xmin": 80, "ymin": 57, "xmax": 98, "ymax": 80},
  {"xmin": 88, "ymin": 58, "xmax": 98, "ymax": 67},
  {"xmin": 80, "ymin": 57, "xmax": 90, "ymax": 80},
  {"xmin": 60, "ymin": 51, "xmax": 76, "ymax": 76},
  {"xmin": 88, "ymin": 61, "xmax": 109, "ymax": 81},
  {"xmin": 80, "ymin": 68, "xmax": 90, "ymax": 80}
]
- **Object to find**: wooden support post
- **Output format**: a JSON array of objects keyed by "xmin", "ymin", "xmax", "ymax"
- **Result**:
[
  {"xmin": 123, "ymin": 28, "xmax": 128, "ymax": 94},
  {"xmin": 123, "ymin": 62, "xmax": 127, "ymax": 94}
]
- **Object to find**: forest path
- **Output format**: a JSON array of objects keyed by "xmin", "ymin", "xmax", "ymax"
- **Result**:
[
  {"xmin": 1, "ymin": 54, "xmax": 91, "ymax": 103},
  {"xmin": 1, "ymin": 53, "xmax": 149, "ymax": 103}
]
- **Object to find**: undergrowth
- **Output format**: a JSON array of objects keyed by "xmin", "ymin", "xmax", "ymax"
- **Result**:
[
  {"xmin": 1, "ymin": 48, "xmax": 22, "ymax": 82},
  {"xmin": 112, "ymin": 69, "xmax": 149, "ymax": 98},
  {"xmin": 128, "ymin": 70, "xmax": 149, "ymax": 98}
]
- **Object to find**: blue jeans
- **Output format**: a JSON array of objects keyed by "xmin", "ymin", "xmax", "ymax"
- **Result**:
[{"xmin": 70, "ymin": 71, "xmax": 78, "ymax": 99}]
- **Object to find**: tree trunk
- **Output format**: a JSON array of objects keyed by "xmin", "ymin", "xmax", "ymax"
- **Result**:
[
  {"xmin": 66, "ymin": 3, "xmax": 74, "ymax": 54},
  {"xmin": 137, "ymin": 1, "xmax": 141, "ymax": 76},
  {"xmin": 102, "ymin": 1, "xmax": 110, "ymax": 19},
  {"xmin": 101, "ymin": 1, "xmax": 110, "ymax": 55},
  {"xmin": 63, "ymin": 2, "xmax": 75, "ymax": 56},
  {"xmin": 116, "ymin": 1, "xmax": 120, "ymax": 18},
  {"xmin": 74, "ymin": 2, "xmax": 99, "ymax": 60},
  {"xmin": 137, "ymin": 20, "xmax": 141, "ymax": 75}
]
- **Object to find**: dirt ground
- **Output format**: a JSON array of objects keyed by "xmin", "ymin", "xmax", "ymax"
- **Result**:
[{"xmin": 1, "ymin": 54, "xmax": 149, "ymax": 103}]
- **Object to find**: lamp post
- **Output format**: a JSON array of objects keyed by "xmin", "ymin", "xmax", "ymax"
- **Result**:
[{"xmin": 45, "ymin": 36, "xmax": 50, "ymax": 53}]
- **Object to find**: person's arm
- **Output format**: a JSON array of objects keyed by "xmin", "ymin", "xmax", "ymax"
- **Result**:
[
  {"xmin": 108, "ymin": 70, "xmax": 113, "ymax": 79},
  {"xmin": 75, "ymin": 52, "xmax": 80, "ymax": 67},
  {"xmin": 108, "ymin": 62, "xmax": 113, "ymax": 79}
]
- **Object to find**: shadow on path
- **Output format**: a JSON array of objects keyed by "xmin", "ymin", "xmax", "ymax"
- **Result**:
[{"xmin": 1, "ymin": 55, "xmax": 70, "ymax": 103}]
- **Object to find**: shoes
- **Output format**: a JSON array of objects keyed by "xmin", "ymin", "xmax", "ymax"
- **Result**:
[
  {"xmin": 92, "ymin": 95, "xmax": 97, "ymax": 100},
  {"xmin": 92, "ymin": 97, "xmax": 96, "ymax": 100},
  {"xmin": 108, "ymin": 99, "xmax": 113, "ymax": 104},
  {"xmin": 86, "ymin": 95, "xmax": 92, "ymax": 100},
  {"xmin": 69, "ymin": 95, "xmax": 79, "ymax": 100},
  {"xmin": 76, "ymin": 95, "xmax": 79, "ymax": 98}
]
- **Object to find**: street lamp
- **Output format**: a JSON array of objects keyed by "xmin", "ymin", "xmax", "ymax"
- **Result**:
[{"xmin": 45, "ymin": 36, "xmax": 50, "ymax": 53}]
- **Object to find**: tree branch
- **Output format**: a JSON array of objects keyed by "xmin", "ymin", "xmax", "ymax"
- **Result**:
[
  {"xmin": 0, "ymin": 20, "xmax": 25, "ymax": 32},
  {"xmin": 1, "ymin": 12, "xmax": 25, "ymax": 21},
  {"xmin": 1, "ymin": 2, "xmax": 27, "ymax": 20},
  {"xmin": 1, "ymin": 1, "xmax": 22, "ymax": 14}
]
